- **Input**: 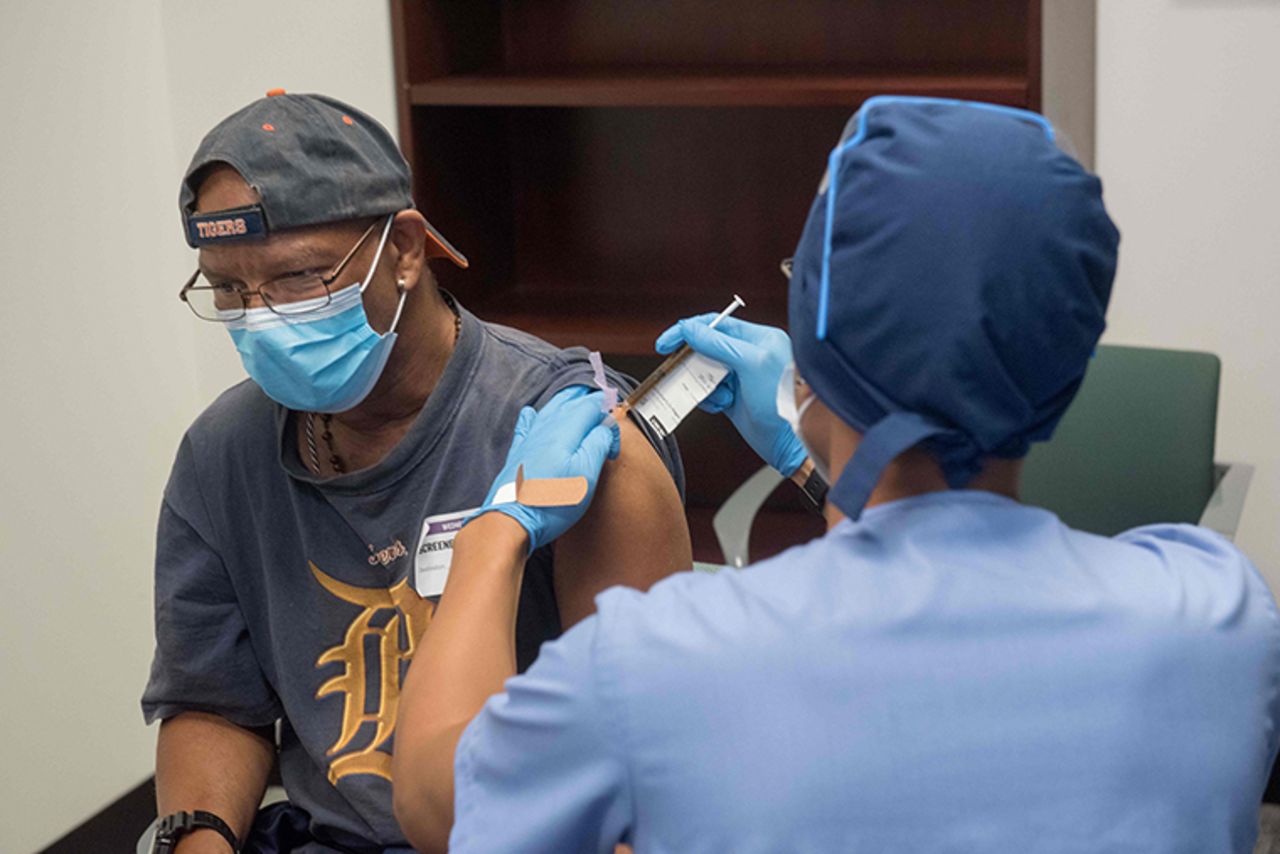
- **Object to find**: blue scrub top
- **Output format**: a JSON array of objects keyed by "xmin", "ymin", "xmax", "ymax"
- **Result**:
[{"xmin": 451, "ymin": 492, "xmax": 1280, "ymax": 853}]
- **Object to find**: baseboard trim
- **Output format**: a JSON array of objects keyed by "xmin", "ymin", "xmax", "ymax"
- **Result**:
[{"xmin": 40, "ymin": 776, "xmax": 155, "ymax": 854}]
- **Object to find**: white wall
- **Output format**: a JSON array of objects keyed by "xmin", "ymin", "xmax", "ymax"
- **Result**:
[
  {"xmin": 1096, "ymin": 1, "xmax": 1280, "ymax": 580},
  {"xmin": 0, "ymin": 3, "xmax": 394, "ymax": 850},
  {"xmin": 1042, "ymin": 0, "xmax": 1096, "ymax": 169}
]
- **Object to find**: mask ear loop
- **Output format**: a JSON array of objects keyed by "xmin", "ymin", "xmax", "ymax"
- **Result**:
[
  {"xmin": 358, "ymin": 214, "xmax": 397, "ymax": 296},
  {"xmin": 386, "ymin": 277, "xmax": 408, "ymax": 336},
  {"xmin": 360, "ymin": 214, "xmax": 408, "ymax": 337},
  {"xmin": 817, "ymin": 107, "xmax": 871, "ymax": 341}
]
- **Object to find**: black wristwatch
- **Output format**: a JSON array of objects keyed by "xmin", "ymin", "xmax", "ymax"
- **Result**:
[
  {"xmin": 792, "ymin": 459, "xmax": 829, "ymax": 512},
  {"xmin": 152, "ymin": 810, "xmax": 240, "ymax": 853}
]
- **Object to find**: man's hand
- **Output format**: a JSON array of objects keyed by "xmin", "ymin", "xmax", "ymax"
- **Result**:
[
  {"xmin": 655, "ymin": 316, "xmax": 806, "ymax": 476},
  {"xmin": 468, "ymin": 387, "xmax": 620, "ymax": 552}
]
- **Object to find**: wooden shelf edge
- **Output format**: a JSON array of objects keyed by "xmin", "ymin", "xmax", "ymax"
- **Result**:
[
  {"xmin": 476, "ymin": 310, "xmax": 667, "ymax": 355},
  {"xmin": 408, "ymin": 72, "xmax": 1029, "ymax": 108},
  {"xmin": 468, "ymin": 295, "xmax": 789, "ymax": 356}
]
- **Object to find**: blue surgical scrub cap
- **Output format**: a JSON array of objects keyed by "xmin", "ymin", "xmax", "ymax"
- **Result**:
[{"xmin": 789, "ymin": 96, "xmax": 1120, "ymax": 520}]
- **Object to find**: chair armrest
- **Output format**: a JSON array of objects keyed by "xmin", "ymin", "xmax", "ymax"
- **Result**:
[
  {"xmin": 1199, "ymin": 462, "xmax": 1254, "ymax": 541},
  {"xmin": 712, "ymin": 465, "xmax": 785, "ymax": 568},
  {"xmin": 136, "ymin": 818, "xmax": 156, "ymax": 854}
]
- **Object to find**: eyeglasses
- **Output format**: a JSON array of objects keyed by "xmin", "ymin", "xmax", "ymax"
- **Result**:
[{"xmin": 178, "ymin": 218, "xmax": 383, "ymax": 322}]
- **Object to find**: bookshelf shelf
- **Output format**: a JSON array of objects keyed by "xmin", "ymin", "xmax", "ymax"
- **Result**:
[{"xmin": 408, "ymin": 69, "xmax": 1028, "ymax": 109}]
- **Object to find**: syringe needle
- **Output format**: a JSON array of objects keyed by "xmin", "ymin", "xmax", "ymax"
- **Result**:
[
  {"xmin": 708, "ymin": 294, "xmax": 745, "ymax": 329},
  {"xmin": 616, "ymin": 295, "xmax": 747, "ymax": 415}
]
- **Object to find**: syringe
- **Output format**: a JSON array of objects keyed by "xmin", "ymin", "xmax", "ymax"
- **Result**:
[{"xmin": 614, "ymin": 294, "xmax": 746, "ymax": 417}]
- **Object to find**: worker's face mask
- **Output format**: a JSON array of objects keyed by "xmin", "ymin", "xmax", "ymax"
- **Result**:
[
  {"xmin": 776, "ymin": 361, "xmax": 829, "ymax": 480},
  {"xmin": 225, "ymin": 216, "xmax": 405, "ymax": 413}
]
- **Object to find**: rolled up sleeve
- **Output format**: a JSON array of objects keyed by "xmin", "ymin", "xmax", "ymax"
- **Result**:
[{"xmin": 141, "ymin": 497, "xmax": 281, "ymax": 728}]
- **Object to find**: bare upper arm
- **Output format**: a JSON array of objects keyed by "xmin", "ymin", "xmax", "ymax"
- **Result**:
[{"xmin": 553, "ymin": 417, "xmax": 691, "ymax": 627}]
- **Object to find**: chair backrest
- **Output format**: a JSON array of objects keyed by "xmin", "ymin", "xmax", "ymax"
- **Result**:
[{"xmin": 1020, "ymin": 344, "xmax": 1219, "ymax": 537}]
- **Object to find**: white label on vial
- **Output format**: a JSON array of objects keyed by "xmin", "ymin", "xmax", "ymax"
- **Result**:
[{"xmin": 631, "ymin": 353, "xmax": 729, "ymax": 438}]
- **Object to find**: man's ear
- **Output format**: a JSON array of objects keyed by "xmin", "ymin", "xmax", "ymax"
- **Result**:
[{"xmin": 390, "ymin": 210, "xmax": 429, "ymax": 292}]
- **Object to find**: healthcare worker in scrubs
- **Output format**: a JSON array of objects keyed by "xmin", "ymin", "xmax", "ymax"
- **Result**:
[{"xmin": 392, "ymin": 97, "xmax": 1280, "ymax": 854}]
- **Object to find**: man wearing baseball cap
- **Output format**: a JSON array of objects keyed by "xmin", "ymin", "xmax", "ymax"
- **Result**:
[
  {"xmin": 392, "ymin": 98, "xmax": 1279, "ymax": 852},
  {"xmin": 140, "ymin": 91, "xmax": 690, "ymax": 853}
]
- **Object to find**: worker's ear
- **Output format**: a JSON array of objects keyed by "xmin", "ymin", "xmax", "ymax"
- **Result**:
[{"xmin": 389, "ymin": 210, "xmax": 429, "ymax": 293}]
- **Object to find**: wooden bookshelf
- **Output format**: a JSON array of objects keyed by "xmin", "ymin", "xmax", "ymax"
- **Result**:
[
  {"xmin": 390, "ymin": 0, "xmax": 1048, "ymax": 559},
  {"xmin": 467, "ymin": 283, "xmax": 789, "ymax": 354},
  {"xmin": 408, "ymin": 69, "xmax": 1029, "ymax": 108}
]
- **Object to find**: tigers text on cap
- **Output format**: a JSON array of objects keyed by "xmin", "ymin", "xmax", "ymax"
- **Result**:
[
  {"xmin": 179, "ymin": 90, "xmax": 467, "ymax": 267},
  {"xmin": 788, "ymin": 96, "xmax": 1119, "ymax": 520}
]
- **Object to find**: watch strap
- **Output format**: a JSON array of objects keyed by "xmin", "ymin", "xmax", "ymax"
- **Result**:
[
  {"xmin": 154, "ymin": 810, "xmax": 239, "ymax": 852},
  {"xmin": 793, "ymin": 460, "xmax": 829, "ymax": 512}
]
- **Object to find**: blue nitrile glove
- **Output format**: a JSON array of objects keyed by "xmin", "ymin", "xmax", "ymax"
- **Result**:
[
  {"xmin": 655, "ymin": 315, "xmax": 806, "ymax": 477},
  {"xmin": 468, "ymin": 387, "xmax": 621, "ymax": 552}
]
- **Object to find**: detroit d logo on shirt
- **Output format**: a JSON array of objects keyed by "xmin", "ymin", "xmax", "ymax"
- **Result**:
[{"xmin": 308, "ymin": 562, "xmax": 434, "ymax": 783}]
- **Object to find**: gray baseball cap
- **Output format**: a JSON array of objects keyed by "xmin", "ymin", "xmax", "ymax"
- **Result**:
[{"xmin": 178, "ymin": 89, "xmax": 466, "ymax": 267}]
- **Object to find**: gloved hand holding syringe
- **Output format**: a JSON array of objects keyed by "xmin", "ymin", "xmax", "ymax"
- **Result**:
[
  {"xmin": 482, "ymin": 293, "xmax": 795, "ymax": 528},
  {"xmin": 610, "ymin": 294, "xmax": 745, "ymax": 438}
]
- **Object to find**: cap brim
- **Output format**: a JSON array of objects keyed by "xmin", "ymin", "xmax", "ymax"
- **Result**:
[{"xmin": 423, "ymin": 219, "xmax": 469, "ymax": 268}]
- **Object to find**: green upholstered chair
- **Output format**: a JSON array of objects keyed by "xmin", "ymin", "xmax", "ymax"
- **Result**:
[
  {"xmin": 709, "ymin": 343, "xmax": 1253, "ymax": 568},
  {"xmin": 1021, "ymin": 344, "xmax": 1252, "ymax": 540}
]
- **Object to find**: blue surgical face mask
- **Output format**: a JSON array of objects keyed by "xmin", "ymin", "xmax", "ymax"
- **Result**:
[
  {"xmin": 224, "ymin": 216, "xmax": 403, "ymax": 413},
  {"xmin": 776, "ymin": 361, "xmax": 829, "ymax": 481}
]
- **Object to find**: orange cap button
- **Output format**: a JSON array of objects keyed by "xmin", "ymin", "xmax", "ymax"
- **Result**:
[{"xmin": 266, "ymin": 88, "xmax": 287, "ymax": 97}]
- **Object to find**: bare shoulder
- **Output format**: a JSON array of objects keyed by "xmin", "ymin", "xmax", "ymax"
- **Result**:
[{"xmin": 553, "ymin": 415, "xmax": 692, "ymax": 627}]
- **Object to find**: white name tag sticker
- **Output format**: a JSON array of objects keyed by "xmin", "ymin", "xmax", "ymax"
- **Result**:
[{"xmin": 415, "ymin": 507, "xmax": 479, "ymax": 598}]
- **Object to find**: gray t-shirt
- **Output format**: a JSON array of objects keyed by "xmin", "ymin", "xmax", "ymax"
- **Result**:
[{"xmin": 142, "ymin": 305, "xmax": 683, "ymax": 850}]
